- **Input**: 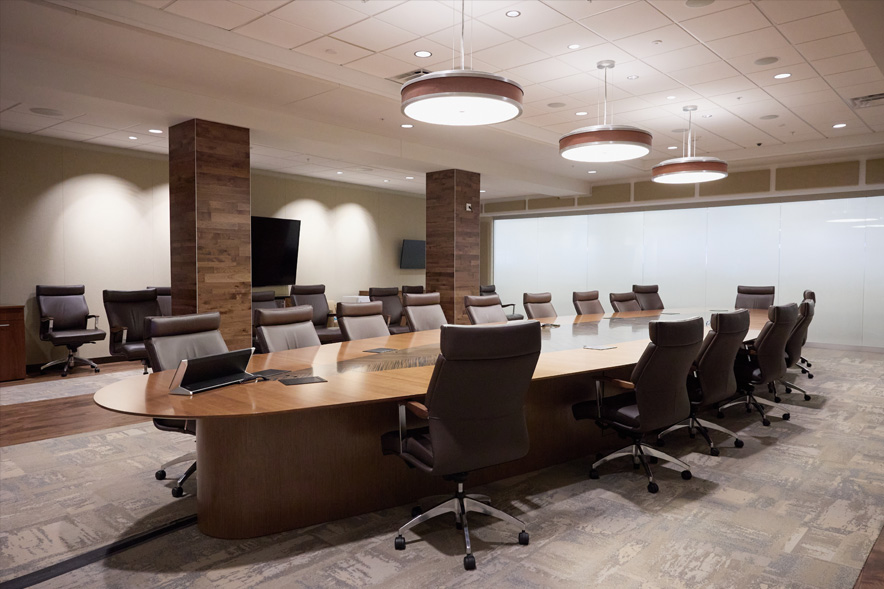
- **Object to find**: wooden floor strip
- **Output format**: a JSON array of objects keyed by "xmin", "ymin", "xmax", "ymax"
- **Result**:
[{"xmin": 856, "ymin": 525, "xmax": 884, "ymax": 589}]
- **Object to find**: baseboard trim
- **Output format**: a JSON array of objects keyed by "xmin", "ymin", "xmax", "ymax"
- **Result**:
[{"xmin": 804, "ymin": 343, "xmax": 884, "ymax": 354}]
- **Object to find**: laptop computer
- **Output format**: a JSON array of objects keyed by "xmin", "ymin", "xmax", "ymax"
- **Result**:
[{"xmin": 169, "ymin": 348, "xmax": 256, "ymax": 396}]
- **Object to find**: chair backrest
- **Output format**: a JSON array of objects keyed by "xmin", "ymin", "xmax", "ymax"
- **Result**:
[
  {"xmin": 573, "ymin": 290, "xmax": 604, "ymax": 314},
  {"xmin": 401, "ymin": 285, "xmax": 424, "ymax": 295},
  {"xmin": 252, "ymin": 290, "xmax": 279, "ymax": 324},
  {"xmin": 143, "ymin": 312, "xmax": 228, "ymax": 372},
  {"xmin": 523, "ymin": 292, "xmax": 556, "ymax": 319},
  {"xmin": 147, "ymin": 286, "xmax": 172, "ymax": 316},
  {"xmin": 36, "ymin": 285, "xmax": 90, "ymax": 336},
  {"xmin": 255, "ymin": 306, "xmax": 320, "ymax": 353},
  {"xmin": 633, "ymin": 284, "xmax": 663, "ymax": 310},
  {"xmin": 610, "ymin": 292, "xmax": 641, "ymax": 312},
  {"xmin": 464, "ymin": 294, "xmax": 508, "ymax": 325},
  {"xmin": 750, "ymin": 303, "xmax": 799, "ymax": 382},
  {"xmin": 403, "ymin": 292, "xmax": 447, "ymax": 332},
  {"xmin": 102, "ymin": 289, "xmax": 163, "ymax": 353},
  {"xmin": 630, "ymin": 317, "xmax": 704, "ymax": 432},
  {"xmin": 784, "ymin": 299, "xmax": 814, "ymax": 367},
  {"xmin": 735, "ymin": 285, "xmax": 775, "ymax": 309},
  {"xmin": 290, "ymin": 284, "xmax": 330, "ymax": 327},
  {"xmin": 479, "ymin": 284, "xmax": 497, "ymax": 296},
  {"xmin": 337, "ymin": 301, "xmax": 389, "ymax": 341},
  {"xmin": 693, "ymin": 310, "xmax": 750, "ymax": 405},
  {"xmin": 368, "ymin": 287, "xmax": 403, "ymax": 325},
  {"xmin": 803, "ymin": 289, "xmax": 816, "ymax": 303},
  {"xmin": 423, "ymin": 321, "xmax": 541, "ymax": 476}
]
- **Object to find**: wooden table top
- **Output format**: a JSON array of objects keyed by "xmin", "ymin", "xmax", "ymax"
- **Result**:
[{"xmin": 94, "ymin": 308, "xmax": 767, "ymax": 419}]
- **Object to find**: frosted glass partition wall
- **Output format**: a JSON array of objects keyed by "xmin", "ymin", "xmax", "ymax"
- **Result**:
[{"xmin": 493, "ymin": 195, "xmax": 884, "ymax": 349}]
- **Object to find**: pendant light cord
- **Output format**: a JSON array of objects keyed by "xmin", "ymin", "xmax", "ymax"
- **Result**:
[{"xmin": 460, "ymin": 0, "xmax": 465, "ymax": 70}]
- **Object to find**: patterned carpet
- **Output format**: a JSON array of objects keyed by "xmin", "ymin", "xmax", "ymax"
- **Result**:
[
  {"xmin": 0, "ymin": 347, "xmax": 882, "ymax": 588},
  {"xmin": 0, "ymin": 368, "xmax": 145, "ymax": 405}
]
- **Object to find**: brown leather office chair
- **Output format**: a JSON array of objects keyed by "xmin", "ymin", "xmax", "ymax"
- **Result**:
[
  {"xmin": 403, "ymin": 293, "xmax": 448, "ymax": 332},
  {"xmin": 720, "ymin": 303, "xmax": 798, "ymax": 426},
  {"xmin": 255, "ymin": 306, "xmax": 320, "ymax": 353},
  {"xmin": 609, "ymin": 291, "xmax": 641, "ymax": 312},
  {"xmin": 290, "ymin": 284, "xmax": 343, "ymax": 344},
  {"xmin": 464, "ymin": 294, "xmax": 508, "ymax": 324},
  {"xmin": 479, "ymin": 284, "xmax": 523, "ymax": 321},
  {"xmin": 778, "ymin": 298, "xmax": 815, "ymax": 400},
  {"xmin": 633, "ymin": 284, "xmax": 664, "ymax": 310},
  {"xmin": 147, "ymin": 286, "xmax": 172, "ymax": 316},
  {"xmin": 251, "ymin": 290, "xmax": 280, "ymax": 347},
  {"xmin": 144, "ymin": 311, "xmax": 228, "ymax": 497},
  {"xmin": 369, "ymin": 287, "xmax": 410, "ymax": 335},
  {"xmin": 381, "ymin": 321, "xmax": 541, "ymax": 570},
  {"xmin": 401, "ymin": 285, "xmax": 424, "ymax": 295},
  {"xmin": 572, "ymin": 317, "xmax": 704, "ymax": 493},
  {"xmin": 36, "ymin": 285, "xmax": 107, "ymax": 377},
  {"xmin": 735, "ymin": 285, "xmax": 775, "ymax": 309},
  {"xmin": 798, "ymin": 289, "xmax": 816, "ymax": 373},
  {"xmin": 523, "ymin": 292, "xmax": 556, "ymax": 319},
  {"xmin": 103, "ymin": 288, "xmax": 163, "ymax": 374},
  {"xmin": 573, "ymin": 290, "xmax": 605, "ymax": 314},
  {"xmin": 656, "ymin": 310, "xmax": 750, "ymax": 455},
  {"xmin": 337, "ymin": 301, "xmax": 390, "ymax": 341}
]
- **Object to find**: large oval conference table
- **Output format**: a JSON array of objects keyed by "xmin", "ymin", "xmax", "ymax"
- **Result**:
[{"xmin": 94, "ymin": 308, "xmax": 766, "ymax": 539}]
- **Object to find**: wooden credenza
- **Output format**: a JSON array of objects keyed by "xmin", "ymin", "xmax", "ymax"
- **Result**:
[{"xmin": 0, "ymin": 306, "xmax": 26, "ymax": 381}]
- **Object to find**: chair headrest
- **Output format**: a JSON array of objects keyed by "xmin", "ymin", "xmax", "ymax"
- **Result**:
[
  {"xmin": 252, "ymin": 290, "xmax": 276, "ymax": 302},
  {"xmin": 403, "ymin": 292, "xmax": 440, "ymax": 306},
  {"xmin": 710, "ymin": 309, "xmax": 750, "ymax": 334},
  {"xmin": 768, "ymin": 303, "xmax": 799, "ymax": 324},
  {"xmin": 632, "ymin": 284, "xmax": 659, "ymax": 294},
  {"xmin": 464, "ymin": 294, "xmax": 500, "ymax": 308},
  {"xmin": 147, "ymin": 286, "xmax": 170, "ymax": 296},
  {"xmin": 145, "ymin": 312, "xmax": 221, "ymax": 338},
  {"xmin": 337, "ymin": 301, "xmax": 383, "ymax": 317},
  {"xmin": 479, "ymin": 284, "xmax": 496, "ymax": 295},
  {"xmin": 610, "ymin": 292, "xmax": 636, "ymax": 302},
  {"xmin": 255, "ymin": 305, "xmax": 313, "ymax": 326},
  {"xmin": 737, "ymin": 285, "xmax": 775, "ymax": 295},
  {"xmin": 37, "ymin": 285, "xmax": 85, "ymax": 297},
  {"xmin": 440, "ymin": 321, "xmax": 541, "ymax": 360},
  {"xmin": 368, "ymin": 287, "xmax": 398, "ymax": 297},
  {"xmin": 401, "ymin": 285, "xmax": 424, "ymax": 294},
  {"xmin": 803, "ymin": 289, "xmax": 816, "ymax": 303},
  {"xmin": 291, "ymin": 284, "xmax": 325, "ymax": 295},
  {"xmin": 523, "ymin": 292, "xmax": 551, "ymax": 304},
  {"xmin": 799, "ymin": 299, "xmax": 814, "ymax": 319},
  {"xmin": 103, "ymin": 289, "xmax": 158, "ymax": 303},
  {"xmin": 649, "ymin": 317, "xmax": 704, "ymax": 347},
  {"xmin": 573, "ymin": 290, "xmax": 599, "ymax": 302}
]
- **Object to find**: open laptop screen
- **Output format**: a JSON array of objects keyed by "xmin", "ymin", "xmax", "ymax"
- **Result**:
[{"xmin": 169, "ymin": 348, "xmax": 255, "ymax": 395}]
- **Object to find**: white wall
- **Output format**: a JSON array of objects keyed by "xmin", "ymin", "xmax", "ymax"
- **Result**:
[{"xmin": 493, "ymin": 195, "xmax": 884, "ymax": 348}]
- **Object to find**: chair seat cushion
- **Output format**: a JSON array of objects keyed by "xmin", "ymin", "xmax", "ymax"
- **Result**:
[
  {"xmin": 599, "ymin": 393, "xmax": 641, "ymax": 428},
  {"xmin": 380, "ymin": 426, "xmax": 434, "ymax": 469},
  {"xmin": 388, "ymin": 324, "xmax": 411, "ymax": 335},
  {"xmin": 118, "ymin": 342, "xmax": 148, "ymax": 360},
  {"xmin": 48, "ymin": 328, "xmax": 106, "ymax": 346},
  {"xmin": 505, "ymin": 313, "xmax": 525, "ymax": 321},
  {"xmin": 315, "ymin": 326, "xmax": 344, "ymax": 344}
]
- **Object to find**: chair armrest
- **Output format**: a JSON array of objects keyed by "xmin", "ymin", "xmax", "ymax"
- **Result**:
[
  {"xmin": 383, "ymin": 314, "xmax": 392, "ymax": 326},
  {"xmin": 597, "ymin": 376, "xmax": 635, "ymax": 390},
  {"xmin": 398, "ymin": 401, "xmax": 429, "ymax": 453},
  {"xmin": 87, "ymin": 314, "xmax": 100, "ymax": 329},
  {"xmin": 405, "ymin": 401, "xmax": 428, "ymax": 419},
  {"xmin": 41, "ymin": 316, "xmax": 55, "ymax": 331},
  {"xmin": 110, "ymin": 325, "xmax": 128, "ymax": 344},
  {"xmin": 501, "ymin": 303, "xmax": 516, "ymax": 313}
]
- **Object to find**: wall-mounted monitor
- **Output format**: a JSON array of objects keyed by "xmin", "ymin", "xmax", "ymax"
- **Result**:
[
  {"xmin": 400, "ymin": 239, "xmax": 426, "ymax": 270},
  {"xmin": 251, "ymin": 216, "xmax": 301, "ymax": 286}
]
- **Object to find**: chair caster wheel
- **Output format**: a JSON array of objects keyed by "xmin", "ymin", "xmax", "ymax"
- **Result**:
[
  {"xmin": 782, "ymin": 413, "xmax": 790, "ymax": 421},
  {"xmin": 394, "ymin": 535, "xmax": 406, "ymax": 550},
  {"xmin": 94, "ymin": 367, "xmax": 100, "ymax": 373},
  {"xmin": 411, "ymin": 506, "xmax": 423, "ymax": 518},
  {"xmin": 455, "ymin": 522, "xmax": 463, "ymax": 530},
  {"xmin": 463, "ymin": 554, "xmax": 476, "ymax": 570},
  {"xmin": 647, "ymin": 482, "xmax": 659, "ymax": 494},
  {"xmin": 171, "ymin": 486, "xmax": 184, "ymax": 498},
  {"xmin": 762, "ymin": 418, "xmax": 771, "ymax": 427},
  {"xmin": 734, "ymin": 439, "xmax": 744, "ymax": 448},
  {"xmin": 807, "ymin": 374, "xmax": 814, "ymax": 379},
  {"xmin": 155, "ymin": 470, "xmax": 166, "ymax": 480},
  {"xmin": 589, "ymin": 469, "xmax": 599, "ymax": 480},
  {"xmin": 774, "ymin": 396, "xmax": 781, "ymax": 403},
  {"xmin": 649, "ymin": 456, "xmax": 658, "ymax": 464},
  {"xmin": 689, "ymin": 432, "xmax": 696, "ymax": 439},
  {"xmin": 803, "ymin": 394, "xmax": 811, "ymax": 401},
  {"xmin": 681, "ymin": 470, "xmax": 692, "ymax": 480},
  {"xmin": 785, "ymin": 387, "xmax": 792, "ymax": 393},
  {"xmin": 655, "ymin": 438, "xmax": 665, "ymax": 447},
  {"xmin": 518, "ymin": 531, "xmax": 529, "ymax": 545},
  {"xmin": 716, "ymin": 411, "xmax": 724, "ymax": 419},
  {"xmin": 633, "ymin": 461, "xmax": 640, "ymax": 469},
  {"xmin": 61, "ymin": 373, "xmax": 68, "ymax": 377},
  {"xmin": 710, "ymin": 447, "xmax": 720, "ymax": 457},
  {"xmin": 746, "ymin": 406, "xmax": 753, "ymax": 413}
]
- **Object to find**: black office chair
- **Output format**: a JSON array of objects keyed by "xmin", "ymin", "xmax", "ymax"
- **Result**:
[
  {"xmin": 719, "ymin": 303, "xmax": 798, "ymax": 426},
  {"xmin": 464, "ymin": 294, "xmax": 508, "ymax": 325},
  {"xmin": 145, "ymin": 311, "xmax": 228, "ymax": 497},
  {"xmin": 369, "ymin": 287, "xmax": 410, "ymax": 335},
  {"xmin": 147, "ymin": 286, "xmax": 172, "ymax": 316},
  {"xmin": 381, "ymin": 321, "xmax": 541, "ymax": 570},
  {"xmin": 778, "ymin": 298, "xmax": 815, "ymax": 400},
  {"xmin": 36, "ymin": 285, "xmax": 107, "ymax": 377},
  {"xmin": 656, "ymin": 310, "xmax": 750, "ymax": 455},
  {"xmin": 290, "ymin": 284, "xmax": 343, "ymax": 344},
  {"xmin": 255, "ymin": 306, "xmax": 320, "ymax": 353},
  {"xmin": 735, "ymin": 285, "xmax": 775, "ymax": 309},
  {"xmin": 633, "ymin": 284, "xmax": 663, "ymax": 310},
  {"xmin": 479, "ymin": 285, "xmax": 523, "ymax": 321},
  {"xmin": 337, "ymin": 301, "xmax": 390, "ymax": 341},
  {"xmin": 572, "ymin": 317, "xmax": 704, "ymax": 493},
  {"xmin": 103, "ymin": 288, "xmax": 163, "ymax": 374},
  {"xmin": 609, "ymin": 292, "xmax": 641, "ymax": 312},
  {"xmin": 573, "ymin": 291, "xmax": 605, "ymax": 314},
  {"xmin": 403, "ymin": 292, "xmax": 448, "ymax": 332},
  {"xmin": 523, "ymin": 292, "xmax": 556, "ymax": 320}
]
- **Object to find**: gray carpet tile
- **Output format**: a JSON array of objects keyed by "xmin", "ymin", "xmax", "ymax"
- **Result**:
[{"xmin": 0, "ymin": 369, "xmax": 145, "ymax": 405}]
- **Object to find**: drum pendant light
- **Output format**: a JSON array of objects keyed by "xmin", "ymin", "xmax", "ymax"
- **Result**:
[
  {"xmin": 400, "ymin": 1, "xmax": 523, "ymax": 126},
  {"xmin": 652, "ymin": 105, "xmax": 728, "ymax": 184},
  {"xmin": 559, "ymin": 60, "xmax": 652, "ymax": 162}
]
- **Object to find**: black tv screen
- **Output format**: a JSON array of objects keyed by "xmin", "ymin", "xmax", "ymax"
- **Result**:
[
  {"xmin": 400, "ymin": 239, "xmax": 426, "ymax": 269},
  {"xmin": 251, "ymin": 216, "xmax": 301, "ymax": 286}
]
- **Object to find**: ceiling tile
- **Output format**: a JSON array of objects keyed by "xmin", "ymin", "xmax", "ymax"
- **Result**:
[
  {"xmin": 580, "ymin": 2, "xmax": 670, "ymax": 41},
  {"xmin": 374, "ymin": 1, "xmax": 456, "ymax": 36},
  {"xmin": 540, "ymin": 0, "xmax": 638, "ymax": 21},
  {"xmin": 520, "ymin": 110, "xmax": 575, "ymax": 127},
  {"xmin": 133, "ymin": 0, "xmax": 176, "ymax": 8},
  {"xmin": 556, "ymin": 43, "xmax": 636, "ymax": 72},
  {"xmin": 333, "ymin": 1, "xmax": 406, "ymax": 16},
  {"xmin": 690, "ymin": 75, "xmax": 756, "ymax": 98},
  {"xmin": 478, "ymin": 1, "xmax": 571, "ymax": 38},
  {"xmin": 746, "ymin": 63, "xmax": 818, "ymax": 87},
  {"xmin": 613, "ymin": 24, "xmax": 698, "ymax": 60},
  {"xmin": 381, "ymin": 38, "xmax": 452, "ymax": 68},
  {"xmin": 34, "ymin": 127, "xmax": 91, "ymax": 142},
  {"xmin": 705, "ymin": 27, "xmax": 791, "ymax": 60},
  {"xmin": 835, "ymin": 81, "xmax": 884, "ymax": 102},
  {"xmin": 508, "ymin": 57, "xmax": 580, "ymax": 85},
  {"xmin": 521, "ymin": 84, "xmax": 563, "ymax": 102},
  {"xmin": 795, "ymin": 32, "xmax": 865, "ymax": 62},
  {"xmin": 273, "ymin": 1, "xmax": 367, "ymax": 34},
  {"xmin": 535, "ymin": 73, "xmax": 595, "ymax": 95},
  {"xmin": 855, "ymin": 105, "xmax": 884, "ymax": 125},
  {"xmin": 427, "ymin": 56, "xmax": 498, "ymax": 75},
  {"xmin": 709, "ymin": 87, "xmax": 772, "ymax": 107},
  {"xmin": 680, "ymin": 3, "xmax": 769, "ymax": 42},
  {"xmin": 230, "ymin": 0, "xmax": 290, "ymax": 13},
  {"xmin": 233, "ymin": 15, "xmax": 321, "ymax": 49},
  {"xmin": 763, "ymin": 76, "xmax": 829, "ymax": 99},
  {"xmin": 643, "ymin": 44, "xmax": 720, "ymax": 73},
  {"xmin": 647, "ymin": 0, "xmax": 748, "ymax": 22},
  {"xmin": 97, "ymin": 130, "xmax": 158, "ymax": 143},
  {"xmin": 812, "ymin": 51, "xmax": 876, "ymax": 76},
  {"xmin": 473, "ymin": 39, "xmax": 548, "ymax": 70},
  {"xmin": 344, "ymin": 52, "xmax": 415, "ymax": 78},
  {"xmin": 72, "ymin": 112, "xmax": 143, "ymax": 129},
  {"xmin": 668, "ymin": 61, "xmax": 739, "ymax": 86},
  {"xmin": 777, "ymin": 10, "xmax": 854, "ymax": 45},
  {"xmin": 638, "ymin": 88, "xmax": 702, "ymax": 107},
  {"xmin": 331, "ymin": 18, "xmax": 418, "ymax": 52},
  {"xmin": 164, "ymin": 0, "xmax": 262, "ymax": 30},
  {"xmin": 776, "ymin": 88, "xmax": 841, "ymax": 108},
  {"xmin": 425, "ymin": 20, "xmax": 513, "ymax": 53},
  {"xmin": 826, "ymin": 67, "xmax": 884, "ymax": 89},
  {"xmin": 50, "ymin": 120, "xmax": 116, "ymax": 137},
  {"xmin": 756, "ymin": 0, "xmax": 841, "ymax": 24},
  {"xmin": 0, "ymin": 110, "xmax": 56, "ymax": 131},
  {"xmin": 521, "ymin": 23, "xmax": 605, "ymax": 56},
  {"xmin": 727, "ymin": 46, "xmax": 807, "ymax": 76},
  {"xmin": 611, "ymin": 71, "xmax": 682, "ymax": 96},
  {"xmin": 293, "ymin": 36, "xmax": 372, "ymax": 65}
]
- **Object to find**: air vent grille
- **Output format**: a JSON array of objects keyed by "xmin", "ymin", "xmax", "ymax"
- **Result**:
[
  {"xmin": 387, "ymin": 69, "xmax": 431, "ymax": 84},
  {"xmin": 851, "ymin": 92, "xmax": 884, "ymax": 109}
]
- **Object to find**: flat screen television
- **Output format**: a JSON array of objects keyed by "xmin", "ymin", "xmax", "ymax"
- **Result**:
[
  {"xmin": 251, "ymin": 216, "xmax": 301, "ymax": 286},
  {"xmin": 400, "ymin": 239, "xmax": 426, "ymax": 270}
]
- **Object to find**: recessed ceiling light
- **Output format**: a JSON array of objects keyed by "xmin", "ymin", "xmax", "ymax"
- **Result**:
[
  {"xmin": 651, "ymin": 40, "xmax": 663, "ymax": 45},
  {"xmin": 479, "ymin": 190, "xmax": 486, "ymax": 193},
  {"xmin": 760, "ymin": 114, "xmax": 779, "ymax": 120},
  {"xmin": 701, "ymin": 114, "xmax": 712, "ymax": 118},
  {"xmin": 548, "ymin": 102, "xmax": 566, "ymax": 108},
  {"xmin": 414, "ymin": 50, "xmax": 432, "ymax": 58},
  {"xmin": 405, "ymin": 176, "xmax": 414, "ymax": 180},
  {"xmin": 401, "ymin": 123, "xmax": 413, "ymax": 128},
  {"xmin": 832, "ymin": 123, "xmax": 847, "ymax": 128},
  {"xmin": 336, "ymin": 171, "xmax": 344, "ymax": 175},
  {"xmin": 568, "ymin": 44, "xmax": 580, "ymax": 50},
  {"xmin": 773, "ymin": 73, "xmax": 791, "ymax": 79},
  {"xmin": 626, "ymin": 75, "xmax": 639, "ymax": 80},
  {"xmin": 383, "ymin": 179, "xmax": 389, "ymax": 182},
  {"xmin": 128, "ymin": 136, "xmax": 138, "ymax": 140},
  {"xmin": 754, "ymin": 56, "xmax": 779, "ymax": 66},
  {"xmin": 576, "ymin": 111, "xmax": 588, "ymax": 116},
  {"xmin": 667, "ymin": 95, "xmax": 677, "ymax": 100},
  {"xmin": 587, "ymin": 170, "xmax": 597, "ymax": 174},
  {"xmin": 506, "ymin": 10, "xmax": 520, "ymax": 17},
  {"xmin": 668, "ymin": 146, "xmax": 678, "ymax": 150},
  {"xmin": 148, "ymin": 129, "xmax": 163, "ymax": 134}
]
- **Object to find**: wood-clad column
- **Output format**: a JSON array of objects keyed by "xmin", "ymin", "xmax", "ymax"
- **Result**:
[
  {"xmin": 169, "ymin": 119, "xmax": 251, "ymax": 349},
  {"xmin": 425, "ymin": 169, "xmax": 480, "ymax": 324}
]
